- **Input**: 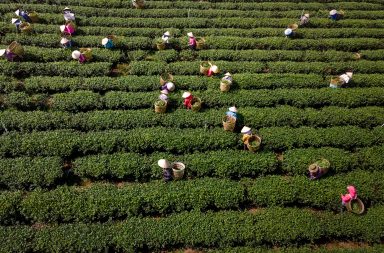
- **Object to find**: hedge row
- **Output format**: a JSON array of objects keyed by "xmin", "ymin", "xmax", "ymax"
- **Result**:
[
  {"xmin": 1, "ymin": 145, "xmax": 383, "ymax": 189},
  {"xmin": 1, "ymin": 0, "xmax": 381, "ymax": 11},
  {"xmin": 1, "ymin": 206, "xmax": 384, "ymax": 252},
  {"xmin": 2, "ymin": 4, "xmax": 384, "ymax": 19},
  {"xmin": 1, "ymin": 106, "xmax": 383, "ymax": 133},
  {"xmin": 3, "ymin": 74, "xmax": 381, "ymax": 93},
  {"xmin": 0, "ymin": 62, "xmax": 112, "ymax": 77},
  {"xmin": 128, "ymin": 60, "xmax": 384, "ymax": 76},
  {"xmin": 4, "ymin": 87, "xmax": 382, "ymax": 111},
  {"xmin": 0, "ymin": 170, "xmax": 383, "ymax": 224},
  {"xmin": 4, "ymin": 22, "xmax": 384, "ymax": 39},
  {"xmin": 0, "ymin": 126, "xmax": 383, "ymax": 158}
]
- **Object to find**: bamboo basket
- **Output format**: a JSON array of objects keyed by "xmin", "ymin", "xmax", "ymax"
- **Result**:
[
  {"xmin": 200, "ymin": 61, "xmax": 211, "ymax": 75},
  {"xmin": 223, "ymin": 115, "xmax": 236, "ymax": 132},
  {"xmin": 172, "ymin": 162, "xmax": 185, "ymax": 180},
  {"xmin": 28, "ymin": 11, "xmax": 39, "ymax": 23},
  {"xmin": 191, "ymin": 97, "xmax": 202, "ymax": 112},
  {"xmin": 156, "ymin": 42, "xmax": 166, "ymax": 50},
  {"xmin": 288, "ymin": 23, "xmax": 298, "ymax": 31},
  {"xmin": 246, "ymin": 135, "xmax": 262, "ymax": 152},
  {"xmin": 330, "ymin": 77, "xmax": 344, "ymax": 87},
  {"xmin": 80, "ymin": 48, "xmax": 92, "ymax": 61},
  {"xmin": 220, "ymin": 80, "xmax": 231, "ymax": 92},
  {"xmin": 154, "ymin": 101, "xmax": 167, "ymax": 113},
  {"xmin": 353, "ymin": 53, "xmax": 361, "ymax": 60},
  {"xmin": 133, "ymin": 0, "xmax": 145, "ymax": 9},
  {"xmin": 196, "ymin": 37, "xmax": 205, "ymax": 50},
  {"xmin": 8, "ymin": 41, "xmax": 24, "ymax": 56},
  {"xmin": 346, "ymin": 198, "xmax": 365, "ymax": 214},
  {"xmin": 160, "ymin": 73, "xmax": 173, "ymax": 85},
  {"xmin": 20, "ymin": 22, "xmax": 33, "ymax": 33}
]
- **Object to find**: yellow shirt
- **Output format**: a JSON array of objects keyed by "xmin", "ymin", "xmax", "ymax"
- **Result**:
[{"xmin": 242, "ymin": 134, "xmax": 252, "ymax": 144}]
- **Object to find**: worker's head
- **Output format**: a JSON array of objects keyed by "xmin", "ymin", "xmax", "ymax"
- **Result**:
[
  {"xmin": 166, "ymin": 82, "xmax": 175, "ymax": 92},
  {"xmin": 101, "ymin": 38, "xmax": 109, "ymax": 46},
  {"xmin": 14, "ymin": 9, "xmax": 20, "ymax": 16},
  {"xmin": 229, "ymin": 106, "xmax": 238, "ymax": 113},
  {"xmin": 346, "ymin": 72, "xmax": 353, "ymax": 78},
  {"xmin": 187, "ymin": 32, "xmax": 194, "ymax": 37},
  {"xmin": 0, "ymin": 49, "xmax": 5, "ymax": 57},
  {"xmin": 60, "ymin": 37, "xmax": 69, "ymax": 44},
  {"xmin": 241, "ymin": 126, "xmax": 252, "ymax": 134},
  {"xmin": 284, "ymin": 28, "xmax": 293, "ymax": 36},
  {"xmin": 158, "ymin": 159, "xmax": 171, "ymax": 169},
  {"xmin": 11, "ymin": 18, "xmax": 20, "ymax": 24},
  {"xmin": 182, "ymin": 91, "xmax": 192, "ymax": 98},
  {"xmin": 211, "ymin": 65, "xmax": 219, "ymax": 73},
  {"xmin": 71, "ymin": 50, "xmax": 81, "ymax": 60},
  {"xmin": 163, "ymin": 31, "xmax": 170, "ymax": 36},
  {"xmin": 329, "ymin": 10, "xmax": 337, "ymax": 16}
]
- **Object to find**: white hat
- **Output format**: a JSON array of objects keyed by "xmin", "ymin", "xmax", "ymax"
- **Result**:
[
  {"xmin": 166, "ymin": 82, "xmax": 175, "ymax": 91},
  {"xmin": 229, "ymin": 106, "xmax": 238, "ymax": 113},
  {"xmin": 284, "ymin": 28, "xmax": 292, "ymax": 36},
  {"xmin": 346, "ymin": 72, "xmax": 353, "ymax": 78},
  {"xmin": 102, "ymin": 38, "xmax": 109, "ymax": 45},
  {"xmin": 11, "ymin": 18, "xmax": 19, "ymax": 24},
  {"xmin": 60, "ymin": 37, "xmax": 69, "ymax": 44},
  {"xmin": 182, "ymin": 91, "xmax": 191, "ymax": 98},
  {"xmin": 161, "ymin": 89, "xmax": 169, "ymax": 95},
  {"xmin": 15, "ymin": 9, "xmax": 20, "ymax": 16},
  {"xmin": 71, "ymin": 50, "xmax": 81, "ymax": 59},
  {"xmin": 304, "ymin": 13, "xmax": 310, "ymax": 18},
  {"xmin": 241, "ymin": 126, "xmax": 251, "ymax": 134},
  {"xmin": 163, "ymin": 31, "xmax": 170, "ymax": 36},
  {"xmin": 64, "ymin": 13, "xmax": 75, "ymax": 21},
  {"xmin": 211, "ymin": 65, "xmax": 219, "ymax": 73},
  {"xmin": 159, "ymin": 94, "xmax": 168, "ymax": 101},
  {"xmin": 0, "ymin": 49, "xmax": 5, "ymax": 57},
  {"xmin": 158, "ymin": 159, "xmax": 171, "ymax": 169},
  {"xmin": 224, "ymin": 72, "xmax": 231, "ymax": 77},
  {"xmin": 330, "ymin": 10, "xmax": 337, "ymax": 15},
  {"xmin": 60, "ymin": 25, "xmax": 65, "ymax": 32},
  {"xmin": 63, "ymin": 7, "xmax": 71, "ymax": 11},
  {"xmin": 187, "ymin": 32, "xmax": 194, "ymax": 37}
]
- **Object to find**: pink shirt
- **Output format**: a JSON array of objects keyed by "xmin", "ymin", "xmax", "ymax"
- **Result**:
[
  {"xmin": 78, "ymin": 54, "xmax": 86, "ymax": 64},
  {"xmin": 65, "ymin": 24, "xmax": 75, "ymax": 35},
  {"xmin": 189, "ymin": 37, "xmax": 196, "ymax": 46},
  {"xmin": 341, "ymin": 194, "xmax": 352, "ymax": 205},
  {"xmin": 347, "ymin": 186, "xmax": 357, "ymax": 199}
]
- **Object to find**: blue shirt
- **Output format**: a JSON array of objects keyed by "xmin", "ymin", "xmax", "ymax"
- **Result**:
[{"xmin": 226, "ymin": 111, "xmax": 237, "ymax": 119}]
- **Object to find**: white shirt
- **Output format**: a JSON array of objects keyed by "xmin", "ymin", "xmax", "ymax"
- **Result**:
[{"xmin": 339, "ymin": 74, "xmax": 350, "ymax": 84}]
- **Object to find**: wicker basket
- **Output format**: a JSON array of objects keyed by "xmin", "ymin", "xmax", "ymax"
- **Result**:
[
  {"xmin": 154, "ymin": 101, "xmax": 167, "ymax": 113},
  {"xmin": 160, "ymin": 73, "xmax": 173, "ymax": 85},
  {"xmin": 353, "ymin": 53, "xmax": 361, "ymax": 60},
  {"xmin": 28, "ymin": 11, "xmax": 39, "ymax": 23},
  {"xmin": 346, "ymin": 198, "xmax": 365, "ymax": 214},
  {"xmin": 246, "ymin": 135, "xmax": 262, "ymax": 152},
  {"xmin": 156, "ymin": 42, "xmax": 166, "ymax": 50},
  {"xmin": 220, "ymin": 80, "xmax": 231, "ymax": 92},
  {"xmin": 200, "ymin": 61, "xmax": 211, "ymax": 75},
  {"xmin": 338, "ymin": 10, "xmax": 345, "ymax": 17},
  {"xmin": 288, "ymin": 23, "xmax": 298, "ymax": 30},
  {"xmin": 196, "ymin": 37, "xmax": 205, "ymax": 50},
  {"xmin": 133, "ymin": 0, "xmax": 145, "ymax": 9},
  {"xmin": 223, "ymin": 115, "xmax": 236, "ymax": 132},
  {"xmin": 20, "ymin": 22, "xmax": 33, "ymax": 33},
  {"xmin": 191, "ymin": 97, "xmax": 202, "ymax": 112},
  {"xmin": 330, "ymin": 77, "xmax": 344, "ymax": 87},
  {"xmin": 172, "ymin": 162, "xmax": 185, "ymax": 180},
  {"xmin": 8, "ymin": 41, "xmax": 24, "ymax": 56},
  {"xmin": 80, "ymin": 48, "xmax": 92, "ymax": 61}
]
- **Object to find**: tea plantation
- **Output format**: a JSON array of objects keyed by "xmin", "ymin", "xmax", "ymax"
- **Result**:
[{"xmin": 1, "ymin": 0, "xmax": 384, "ymax": 252}]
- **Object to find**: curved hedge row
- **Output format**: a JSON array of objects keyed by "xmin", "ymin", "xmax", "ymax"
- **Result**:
[
  {"xmin": 1, "ymin": 206, "xmax": 384, "ymax": 252},
  {"xmin": 0, "ymin": 126, "xmax": 383, "ymax": 158},
  {"xmin": 3, "ymin": 74, "xmax": 381, "ymax": 93},
  {"xmin": 1, "ymin": 145, "xmax": 383, "ymax": 189},
  {"xmin": 1, "ymin": 106, "xmax": 383, "ymax": 133}
]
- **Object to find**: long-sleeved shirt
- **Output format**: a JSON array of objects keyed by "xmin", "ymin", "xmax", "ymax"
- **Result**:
[
  {"xmin": 188, "ymin": 37, "xmax": 196, "ymax": 47},
  {"xmin": 78, "ymin": 54, "xmax": 86, "ymax": 64},
  {"xmin": 184, "ymin": 95, "xmax": 194, "ymax": 109},
  {"xmin": 225, "ymin": 111, "xmax": 237, "ymax": 119}
]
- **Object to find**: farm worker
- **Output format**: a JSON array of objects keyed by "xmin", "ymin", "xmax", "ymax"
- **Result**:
[
  {"xmin": 284, "ymin": 28, "xmax": 294, "ymax": 38},
  {"xmin": 72, "ymin": 50, "xmax": 87, "ymax": 63},
  {"xmin": 63, "ymin": 7, "xmax": 75, "ymax": 21},
  {"xmin": 132, "ymin": 0, "xmax": 145, "ymax": 8},
  {"xmin": 0, "ymin": 49, "xmax": 17, "ymax": 62},
  {"xmin": 159, "ymin": 90, "xmax": 169, "ymax": 103},
  {"xmin": 207, "ymin": 65, "xmax": 219, "ymax": 77},
  {"xmin": 11, "ymin": 18, "xmax": 22, "ymax": 32},
  {"xmin": 241, "ymin": 126, "xmax": 252, "ymax": 149},
  {"xmin": 182, "ymin": 91, "xmax": 193, "ymax": 109},
  {"xmin": 60, "ymin": 37, "xmax": 72, "ymax": 49},
  {"xmin": 102, "ymin": 37, "xmax": 114, "ymax": 49},
  {"xmin": 187, "ymin": 32, "xmax": 197, "ymax": 50},
  {"xmin": 226, "ymin": 106, "xmax": 238, "ymax": 119},
  {"xmin": 15, "ymin": 9, "xmax": 32, "ymax": 23},
  {"xmin": 158, "ymin": 159, "xmax": 172, "ymax": 182},
  {"xmin": 161, "ymin": 81, "xmax": 175, "ymax": 93},
  {"xmin": 162, "ymin": 31, "xmax": 171, "ymax": 44},
  {"xmin": 329, "ymin": 10, "xmax": 343, "ymax": 21},
  {"xmin": 60, "ymin": 21, "xmax": 76, "ymax": 36},
  {"xmin": 341, "ymin": 185, "xmax": 358, "ymax": 205},
  {"xmin": 300, "ymin": 13, "xmax": 310, "ymax": 26},
  {"xmin": 308, "ymin": 164, "xmax": 324, "ymax": 180},
  {"xmin": 222, "ymin": 72, "xmax": 233, "ymax": 83},
  {"xmin": 330, "ymin": 71, "xmax": 353, "ymax": 88}
]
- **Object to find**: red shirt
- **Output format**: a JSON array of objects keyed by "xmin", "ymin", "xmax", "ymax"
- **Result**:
[{"xmin": 184, "ymin": 95, "xmax": 193, "ymax": 109}]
